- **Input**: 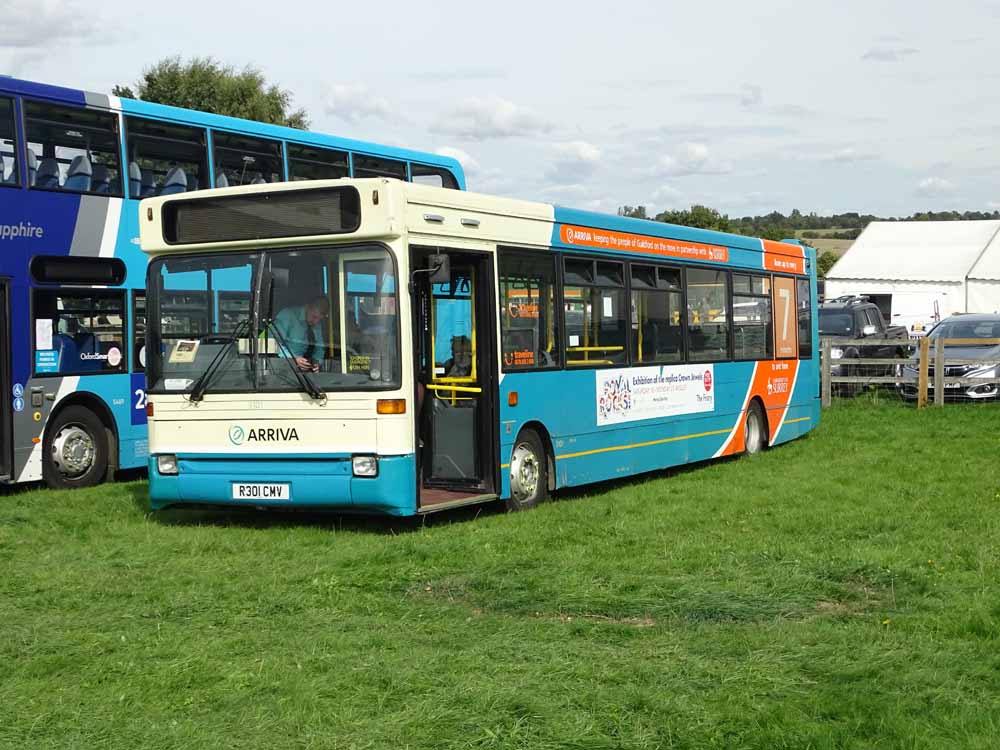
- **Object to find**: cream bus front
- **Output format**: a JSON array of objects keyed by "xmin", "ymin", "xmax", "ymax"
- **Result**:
[{"xmin": 145, "ymin": 240, "xmax": 416, "ymax": 515}]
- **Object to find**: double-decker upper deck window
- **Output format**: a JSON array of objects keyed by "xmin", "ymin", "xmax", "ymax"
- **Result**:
[
  {"xmin": 732, "ymin": 274, "xmax": 772, "ymax": 360},
  {"xmin": 411, "ymin": 164, "xmax": 459, "ymax": 189},
  {"xmin": 499, "ymin": 251, "xmax": 560, "ymax": 370},
  {"xmin": 125, "ymin": 117, "xmax": 208, "ymax": 199},
  {"xmin": 796, "ymin": 278, "xmax": 812, "ymax": 358},
  {"xmin": 563, "ymin": 258, "xmax": 627, "ymax": 367},
  {"xmin": 212, "ymin": 132, "xmax": 283, "ymax": 187},
  {"xmin": 631, "ymin": 264, "xmax": 683, "ymax": 364},
  {"xmin": 33, "ymin": 290, "xmax": 126, "ymax": 375},
  {"xmin": 1, "ymin": 97, "xmax": 18, "ymax": 187},
  {"xmin": 288, "ymin": 143, "xmax": 349, "ymax": 181},
  {"xmin": 353, "ymin": 154, "xmax": 407, "ymax": 181},
  {"xmin": 25, "ymin": 101, "xmax": 122, "ymax": 196},
  {"xmin": 686, "ymin": 268, "xmax": 730, "ymax": 361}
]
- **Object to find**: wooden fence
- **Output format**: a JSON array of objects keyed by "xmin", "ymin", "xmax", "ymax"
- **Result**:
[{"xmin": 820, "ymin": 336, "xmax": 1000, "ymax": 408}]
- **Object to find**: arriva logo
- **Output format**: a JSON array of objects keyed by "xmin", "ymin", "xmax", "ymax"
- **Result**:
[{"xmin": 229, "ymin": 424, "xmax": 299, "ymax": 445}]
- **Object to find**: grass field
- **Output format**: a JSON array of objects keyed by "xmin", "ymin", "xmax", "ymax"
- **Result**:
[{"xmin": 2, "ymin": 401, "xmax": 999, "ymax": 749}]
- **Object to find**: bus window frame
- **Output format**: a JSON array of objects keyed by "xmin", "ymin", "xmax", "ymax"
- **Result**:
[
  {"xmin": 628, "ymin": 260, "xmax": 688, "ymax": 366},
  {"xmin": 684, "ymin": 266, "xmax": 733, "ymax": 365},
  {"xmin": 210, "ymin": 129, "xmax": 286, "ymax": 186},
  {"xmin": 124, "ymin": 115, "xmax": 210, "ymax": 198},
  {"xmin": 287, "ymin": 141, "xmax": 350, "ymax": 182},
  {"xmin": 560, "ymin": 254, "xmax": 629, "ymax": 370},
  {"xmin": 411, "ymin": 163, "xmax": 460, "ymax": 190},
  {"xmin": 132, "ymin": 289, "xmax": 146, "ymax": 372},
  {"xmin": 31, "ymin": 286, "xmax": 129, "ymax": 378},
  {"xmin": 0, "ymin": 95, "xmax": 20, "ymax": 190},
  {"xmin": 731, "ymin": 272, "xmax": 774, "ymax": 363},
  {"xmin": 23, "ymin": 99, "xmax": 124, "ymax": 198},
  {"xmin": 796, "ymin": 277, "xmax": 813, "ymax": 360},
  {"xmin": 497, "ymin": 246, "xmax": 562, "ymax": 374}
]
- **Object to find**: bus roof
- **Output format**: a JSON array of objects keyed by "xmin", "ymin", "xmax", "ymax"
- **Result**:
[
  {"xmin": 140, "ymin": 178, "xmax": 810, "ymax": 273},
  {"xmin": 0, "ymin": 75, "xmax": 464, "ymax": 179}
]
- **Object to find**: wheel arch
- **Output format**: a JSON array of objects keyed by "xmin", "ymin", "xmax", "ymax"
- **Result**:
[{"xmin": 47, "ymin": 391, "xmax": 120, "ymax": 477}]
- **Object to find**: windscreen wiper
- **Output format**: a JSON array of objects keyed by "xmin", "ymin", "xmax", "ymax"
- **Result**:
[
  {"xmin": 260, "ymin": 317, "xmax": 326, "ymax": 401},
  {"xmin": 188, "ymin": 318, "xmax": 250, "ymax": 402}
]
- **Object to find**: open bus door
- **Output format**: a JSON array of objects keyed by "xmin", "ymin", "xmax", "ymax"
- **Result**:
[
  {"xmin": 0, "ymin": 280, "xmax": 11, "ymax": 480},
  {"xmin": 412, "ymin": 248, "xmax": 498, "ymax": 510}
]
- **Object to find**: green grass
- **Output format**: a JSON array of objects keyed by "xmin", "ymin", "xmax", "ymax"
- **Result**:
[{"xmin": 2, "ymin": 401, "xmax": 1000, "ymax": 749}]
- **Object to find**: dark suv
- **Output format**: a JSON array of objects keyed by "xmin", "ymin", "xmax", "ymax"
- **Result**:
[{"xmin": 819, "ymin": 296, "xmax": 908, "ymax": 391}]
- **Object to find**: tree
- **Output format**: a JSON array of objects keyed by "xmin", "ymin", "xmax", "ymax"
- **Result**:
[
  {"xmin": 655, "ymin": 204, "xmax": 732, "ymax": 232},
  {"xmin": 817, "ymin": 251, "xmax": 839, "ymax": 278},
  {"xmin": 618, "ymin": 205, "xmax": 648, "ymax": 219},
  {"xmin": 113, "ymin": 57, "xmax": 308, "ymax": 129}
]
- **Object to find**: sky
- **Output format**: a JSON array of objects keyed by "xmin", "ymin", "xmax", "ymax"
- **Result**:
[{"xmin": 3, "ymin": 0, "xmax": 999, "ymax": 218}]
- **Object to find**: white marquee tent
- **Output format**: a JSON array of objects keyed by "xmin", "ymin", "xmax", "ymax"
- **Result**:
[{"xmin": 825, "ymin": 220, "xmax": 1000, "ymax": 332}]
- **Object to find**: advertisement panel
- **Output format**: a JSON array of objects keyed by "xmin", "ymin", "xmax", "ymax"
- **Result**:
[{"xmin": 596, "ymin": 364, "xmax": 715, "ymax": 426}]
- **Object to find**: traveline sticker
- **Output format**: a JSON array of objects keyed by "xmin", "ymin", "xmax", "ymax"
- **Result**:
[
  {"xmin": 596, "ymin": 364, "xmax": 715, "ymax": 426},
  {"xmin": 560, "ymin": 224, "xmax": 729, "ymax": 263}
]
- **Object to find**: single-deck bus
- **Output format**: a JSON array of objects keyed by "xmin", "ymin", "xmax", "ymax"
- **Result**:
[
  {"xmin": 0, "ymin": 76, "xmax": 464, "ymax": 488},
  {"xmin": 140, "ymin": 178, "xmax": 819, "ymax": 514}
]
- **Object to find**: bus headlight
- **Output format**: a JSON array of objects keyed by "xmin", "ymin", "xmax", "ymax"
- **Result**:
[
  {"xmin": 352, "ymin": 455, "xmax": 378, "ymax": 477},
  {"xmin": 157, "ymin": 454, "xmax": 178, "ymax": 475}
]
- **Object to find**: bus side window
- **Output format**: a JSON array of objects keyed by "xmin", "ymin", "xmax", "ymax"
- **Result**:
[
  {"xmin": 133, "ymin": 292, "xmax": 146, "ymax": 371},
  {"xmin": 686, "ymin": 269, "xmax": 730, "ymax": 362},
  {"xmin": 25, "ymin": 100, "xmax": 123, "ymax": 196},
  {"xmin": 411, "ymin": 164, "xmax": 459, "ymax": 190},
  {"xmin": 732, "ymin": 274, "xmax": 772, "ymax": 360},
  {"xmin": 287, "ymin": 144, "xmax": 349, "ymax": 181},
  {"xmin": 563, "ymin": 258, "xmax": 627, "ymax": 367},
  {"xmin": 796, "ymin": 279, "xmax": 812, "ymax": 358},
  {"xmin": 33, "ymin": 290, "xmax": 127, "ymax": 375},
  {"xmin": 212, "ymin": 132, "xmax": 283, "ymax": 187},
  {"xmin": 0, "ymin": 97, "xmax": 19, "ymax": 186},
  {"xmin": 125, "ymin": 117, "xmax": 208, "ymax": 198},
  {"xmin": 631, "ymin": 264, "xmax": 684, "ymax": 365},
  {"xmin": 499, "ymin": 250, "xmax": 560, "ymax": 371},
  {"xmin": 352, "ymin": 155, "xmax": 407, "ymax": 181}
]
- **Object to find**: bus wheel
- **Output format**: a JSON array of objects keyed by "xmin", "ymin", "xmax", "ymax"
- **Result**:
[
  {"xmin": 43, "ymin": 406, "xmax": 109, "ymax": 489},
  {"xmin": 743, "ymin": 402, "xmax": 767, "ymax": 456},
  {"xmin": 507, "ymin": 429, "xmax": 548, "ymax": 511}
]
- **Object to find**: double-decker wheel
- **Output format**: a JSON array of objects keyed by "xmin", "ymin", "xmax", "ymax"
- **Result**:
[{"xmin": 43, "ymin": 406, "xmax": 108, "ymax": 489}]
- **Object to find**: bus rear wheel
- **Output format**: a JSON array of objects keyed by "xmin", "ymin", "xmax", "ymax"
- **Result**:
[
  {"xmin": 43, "ymin": 406, "xmax": 108, "ymax": 489},
  {"xmin": 507, "ymin": 429, "xmax": 548, "ymax": 511},
  {"xmin": 743, "ymin": 402, "xmax": 767, "ymax": 456}
]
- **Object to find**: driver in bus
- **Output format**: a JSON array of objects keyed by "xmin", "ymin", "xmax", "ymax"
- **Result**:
[{"xmin": 273, "ymin": 296, "xmax": 329, "ymax": 372}]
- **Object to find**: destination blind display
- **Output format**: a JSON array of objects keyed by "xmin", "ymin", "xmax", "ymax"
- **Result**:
[{"xmin": 163, "ymin": 186, "xmax": 361, "ymax": 244}]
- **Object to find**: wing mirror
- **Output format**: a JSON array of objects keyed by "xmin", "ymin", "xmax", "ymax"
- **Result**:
[
  {"xmin": 861, "ymin": 324, "xmax": 877, "ymax": 337},
  {"xmin": 428, "ymin": 253, "xmax": 450, "ymax": 285}
]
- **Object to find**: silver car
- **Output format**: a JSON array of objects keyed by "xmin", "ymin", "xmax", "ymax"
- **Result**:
[{"xmin": 899, "ymin": 314, "xmax": 1000, "ymax": 400}]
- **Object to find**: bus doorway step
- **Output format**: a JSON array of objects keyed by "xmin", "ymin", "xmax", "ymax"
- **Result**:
[{"xmin": 419, "ymin": 486, "xmax": 496, "ymax": 513}]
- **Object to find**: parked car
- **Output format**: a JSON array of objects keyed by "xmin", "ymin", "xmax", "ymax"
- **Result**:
[
  {"xmin": 819, "ymin": 296, "xmax": 909, "ymax": 394},
  {"xmin": 899, "ymin": 314, "xmax": 1000, "ymax": 401}
]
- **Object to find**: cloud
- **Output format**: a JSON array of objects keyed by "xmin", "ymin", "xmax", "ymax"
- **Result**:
[
  {"xmin": 1, "ymin": 0, "xmax": 99, "ymax": 48},
  {"xmin": 545, "ymin": 140, "xmax": 601, "ymax": 182},
  {"xmin": 862, "ymin": 46, "xmax": 920, "ymax": 62},
  {"xmin": 915, "ymin": 177, "xmax": 957, "ymax": 196},
  {"xmin": 822, "ymin": 147, "xmax": 878, "ymax": 163},
  {"xmin": 650, "ymin": 142, "xmax": 732, "ymax": 177},
  {"xmin": 323, "ymin": 83, "xmax": 395, "ymax": 123},
  {"xmin": 410, "ymin": 68, "xmax": 505, "ymax": 83},
  {"xmin": 740, "ymin": 84, "xmax": 763, "ymax": 109},
  {"xmin": 435, "ymin": 147, "xmax": 481, "ymax": 176},
  {"xmin": 430, "ymin": 96, "xmax": 553, "ymax": 140}
]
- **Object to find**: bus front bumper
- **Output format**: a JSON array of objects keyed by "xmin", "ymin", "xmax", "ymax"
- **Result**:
[{"xmin": 147, "ymin": 454, "xmax": 417, "ymax": 516}]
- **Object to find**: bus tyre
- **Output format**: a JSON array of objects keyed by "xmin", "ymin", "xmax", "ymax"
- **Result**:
[
  {"xmin": 43, "ymin": 406, "xmax": 108, "ymax": 490},
  {"xmin": 743, "ymin": 402, "xmax": 767, "ymax": 456},
  {"xmin": 507, "ymin": 429, "xmax": 548, "ymax": 511}
]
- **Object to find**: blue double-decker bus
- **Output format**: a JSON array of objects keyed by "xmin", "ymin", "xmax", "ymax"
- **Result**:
[{"xmin": 0, "ymin": 76, "xmax": 465, "ymax": 488}]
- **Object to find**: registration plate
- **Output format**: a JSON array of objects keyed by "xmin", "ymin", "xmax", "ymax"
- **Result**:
[{"xmin": 232, "ymin": 483, "xmax": 291, "ymax": 501}]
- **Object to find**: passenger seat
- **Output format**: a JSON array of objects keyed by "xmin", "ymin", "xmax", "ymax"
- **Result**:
[
  {"xmin": 215, "ymin": 170, "xmax": 229, "ymax": 188},
  {"xmin": 26, "ymin": 150, "xmax": 38, "ymax": 187},
  {"xmin": 64, "ymin": 155, "xmax": 93, "ymax": 192},
  {"xmin": 160, "ymin": 167, "xmax": 188, "ymax": 195},
  {"xmin": 36, "ymin": 158, "xmax": 61, "ymax": 189},
  {"xmin": 91, "ymin": 164, "xmax": 111, "ymax": 194}
]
